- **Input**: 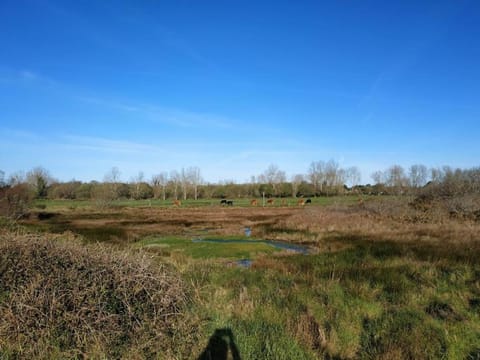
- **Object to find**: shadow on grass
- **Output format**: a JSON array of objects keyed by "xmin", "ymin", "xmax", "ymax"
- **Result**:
[
  {"xmin": 197, "ymin": 328, "xmax": 241, "ymax": 360},
  {"xmin": 327, "ymin": 233, "xmax": 480, "ymax": 264}
]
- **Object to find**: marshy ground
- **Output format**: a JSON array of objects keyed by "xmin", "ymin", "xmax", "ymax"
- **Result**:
[{"xmin": 2, "ymin": 196, "xmax": 480, "ymax": 359}]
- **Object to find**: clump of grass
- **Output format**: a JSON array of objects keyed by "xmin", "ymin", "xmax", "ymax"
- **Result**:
[
  {"xmin": 0, "ymin": 231, "xmax": 188, "ymax": 359},
  {"xmin": 360, "ymin": 309, "xmax": 447, "ymax": 359},
  {"xmin": 288, "ymin": 312, "xmax": 327, "ymax": 353},
  {"xmin": 425, "ymin": 299, "xmax": 464, "ymax": 321}
]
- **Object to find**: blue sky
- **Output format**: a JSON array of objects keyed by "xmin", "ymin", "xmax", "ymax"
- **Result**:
[{"xmin": 1, "ymin": 0, "xmax": 479, "ymax": 183}]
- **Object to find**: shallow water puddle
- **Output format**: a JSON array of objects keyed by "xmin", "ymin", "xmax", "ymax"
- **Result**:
[{"xmin": 192, "ymin": 238, "xmax": 310, "ymax": 267}]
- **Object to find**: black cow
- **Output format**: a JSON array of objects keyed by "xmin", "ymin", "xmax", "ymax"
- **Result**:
[
  {"xmin": 226, "ymin": 200, "xmax": 234, "ymax": 206},
  {"xmin": 305, "ymin": 199, "xmax": 312, "ymax": 204},
  {"xmin": 220, "ymin": 199, "xmax": 227, "ymax": 205}
]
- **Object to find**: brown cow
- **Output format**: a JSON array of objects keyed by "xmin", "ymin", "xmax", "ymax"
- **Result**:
[
  {"xmin": 250, "ymin": 199, "xmax": 258, "ymax": 206},
  {"xmin": 297, "ymin": 199, "xmax": 305, "ymax": 206},
  {"xmin": 267, "ymin": 199, "xmax": 275, "ymax": 205},
  {"xmin": 173, "ymin": 200, "xmax": 181, "ymax": 206}
]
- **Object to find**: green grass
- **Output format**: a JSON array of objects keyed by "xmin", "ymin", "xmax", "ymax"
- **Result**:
[
  {"xmin": 138, "ymin": 235, "xmax": 280, "ymax": 259},
  {"xmin": 32, "ymin": 195, "xmax": 363, "ymax": 210},
  {"xmin": 179, "ymin": 238, "xmax": 480, "ymax": 359}
]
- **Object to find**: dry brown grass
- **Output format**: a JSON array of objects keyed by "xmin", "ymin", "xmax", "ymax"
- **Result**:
[
  {"xmin": 288, "ymin": 312, "xmax": 327, "ymax": 354},
  {"xmin": 19, "ymin": 197, "xmax": 480, "ymax": 259},
  {"xmin": 0, "ymin": 231, "xmax": 188, "ymax": 359},
  {"xmin": 269, "ymin": 198, "xmax": 480, "ymax": 244},
  {"xmin": 20, "ymin": 206, "xmax": 299, "ymax": 243}
]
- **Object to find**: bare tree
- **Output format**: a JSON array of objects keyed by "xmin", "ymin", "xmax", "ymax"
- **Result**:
[
  {"xmin": 104, "ymin": 166, "xmax": 121, "ymax": 183},
  {"xmin": 386, "ymin": 165, "xmax": 408, "ymax": 192},
  {"xmin": 371, "ymin": 170, "xmax": 385, "ymax": 185},
  {"xmin": 8, "ymin": 171, "xmax": 26, "ymax": 186},
  {"xmin": 102, "ymin": 167, "xmax": 122, "ymax": 201},
  {"xmin": 430, "ymin": 167, "xmax": 444, "ymax": 183},
  {"xmin": 170, "ymin": 170, "xmax": 180, "ymax": 200},
  {"xmin": 180, "ymin": 168, "xmax": 190, "ymax": 200},
  {"xmin": 345, "ymin": 166, "xmax": 361, "ymax": 187},
  {"xmin": 130, "ymin": 171, "xmax": 145, "ymax": 200},
  {"xmin": 262, "ymin": 164, "xmax": 286, "ymax": 196},
  {"xmin": 151, "ymin": 172, "xmax": 168, "ymax": 200},
  {"xmin": 188, "ymin": 166, "xmax": 202, "ymax": 200},
  {"xmin": 442, "ymin": 166, "xmax": 454, "ymax": 179},
  {"xmin": 291, "ymin": 174, "xmax": 304, "ymax": 198},
  {"xmin": 408, "ymin": 164, "xmax": 428, "ymax": 188},
  {"xmin": 324, "ymin": 159, "xmax": 341, "ymax": 187},
  {"xmin": 308, "ymin": 161, "xmax": 326, "ymax": 194}
]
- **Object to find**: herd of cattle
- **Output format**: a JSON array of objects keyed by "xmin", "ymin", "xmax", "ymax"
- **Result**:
[
  {"xmin": 221, "ymin": 198, "xmax": 312, "ymax": 206},
  {"xmin": 172, "ymin": 198, "xmax": 312, "ymax": 207}
]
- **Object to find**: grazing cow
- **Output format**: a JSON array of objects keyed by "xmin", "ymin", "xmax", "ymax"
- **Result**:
[
  {"xmin": 220, "ymin": 199, "xmax": 228, "ymax": 205},
  {"xmin": 226, "ymin": 200, "xmax": 234, "ymax": 206},
  {"xmin": 297, "ymin": 199, "xmax": 305, "ymax": 206},
  {"xmin": 173, "ymin": 200, "xmax": 181, "ymax": 206},
  {"xmin": 250, "ymin": 199, "xmax": 258, "ymax": 206},
  {"xmin": 305, "ymin": 199, "xmax": 312, "ymax": 204},
  {"xmin": 267, "ymin": 199, "xmax": 275, "ymax": 205}
]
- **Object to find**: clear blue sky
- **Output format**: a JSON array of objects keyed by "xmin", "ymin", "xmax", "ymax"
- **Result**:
[{"xmin": 1, "ymin": 0, "xmax": 479, "ymax": 183}]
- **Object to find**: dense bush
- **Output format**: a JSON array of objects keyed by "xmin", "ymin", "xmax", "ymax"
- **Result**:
[
  {"xmin": 0, "ymin": 232, "xmax": 188, "ymax": 359},
  {"xmin": 412, "ymin": 167, "xmax": 480, "ymax": 221},
  {"xmin": 0, "ymin": 184, "xmax": 33, "ymax": 219}
]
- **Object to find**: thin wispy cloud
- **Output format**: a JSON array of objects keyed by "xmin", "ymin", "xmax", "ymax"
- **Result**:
[
  {"xmin": 19, "ymin": 70, "xmax": 39, "ymax": 80},
  {"xmin": 76, "ymin": 96, "xmax": 141, "ymax": 113},
  {"xmin": 61, "ymin": 135, "xmax": 164, "ymax": 155},
  {"xmin": 0, "ymin": 128, "xmax": 44, "ymax": 141},
  {"xmin": 76, "ymin": 95, "xmax": 236, "ymax": 129},
  {"xmin": 0, "ymin": 66, "xmax": 240, "ymax": 132},
  {"xmin": 0, "ymin": 67, "xmax": 56, "ymax": 87}
]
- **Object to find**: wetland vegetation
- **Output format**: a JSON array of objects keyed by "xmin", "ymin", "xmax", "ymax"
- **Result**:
[
  {"xmin": 1, "ymin": 190, "xmax": 480, "ymax": 359},
  {"xmin": 1, "ymin": 165, "xmax": 480, "ymax": 359}
]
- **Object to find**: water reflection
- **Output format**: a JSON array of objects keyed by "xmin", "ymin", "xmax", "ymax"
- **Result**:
[{"xmin": 192, "ymin": 238, "xmax": 309, "ymax": 254}]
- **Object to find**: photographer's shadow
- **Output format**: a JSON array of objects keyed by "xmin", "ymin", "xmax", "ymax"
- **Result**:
[{"xmin": 197, "ymin": 328, "xmax": 241, "ymax": 360}]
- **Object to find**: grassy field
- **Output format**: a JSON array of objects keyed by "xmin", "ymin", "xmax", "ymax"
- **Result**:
[
  {"xmin": 32, "ymin": 195, "xmax": 362, "ymax": 210},
  {"xmin": 138, "ymin": 235, "xmax": 281, "ymax": 259},
  {"xmin": 1, "ymin": 196, "xmax": 480, "ymax": 359}
]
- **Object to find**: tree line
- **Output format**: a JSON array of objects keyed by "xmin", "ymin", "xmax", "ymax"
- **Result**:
[{"xmin": 1, "ymin": 162, "xmax": 479, "ymax": 213}]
